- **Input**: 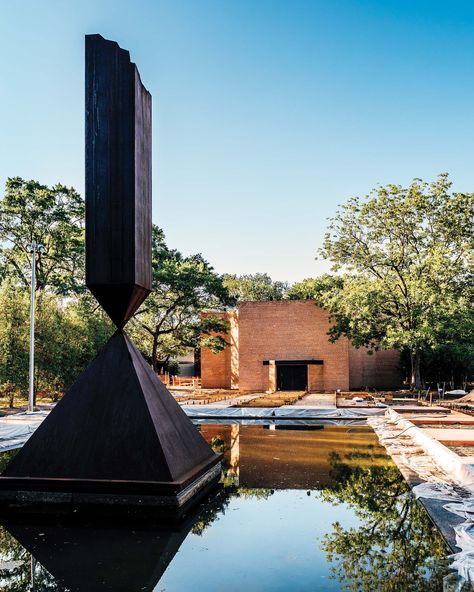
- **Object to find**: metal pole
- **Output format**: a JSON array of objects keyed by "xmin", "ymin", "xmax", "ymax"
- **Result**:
[
  {"xmin": 28, "ymin": 241, "xmax": 36, "ymax": 413},
  {"xmin": 30, "ymin": 555, "xmax": 36, "ymax": 591}
]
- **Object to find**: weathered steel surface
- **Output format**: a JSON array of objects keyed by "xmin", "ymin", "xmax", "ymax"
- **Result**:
[
  {"xmin": 85, "ymin": 34, "xmax": 152, "ymax": 327},
  {"xmin": 3, "ymin": 332, "xmax": 219, "ymax": 485},
  {"xmin": 0, "ymin": 35, "xmax": 220, "ymax": 513}
]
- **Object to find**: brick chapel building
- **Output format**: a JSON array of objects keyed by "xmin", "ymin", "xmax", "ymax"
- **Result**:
[{"xmin": 201, "ymin": 300, "xmax": 401, "ymax": 392}]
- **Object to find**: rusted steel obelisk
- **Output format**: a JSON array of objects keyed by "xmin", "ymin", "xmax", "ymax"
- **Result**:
[
  {"xmin": 0, "ymin": 35, "xmax": 221, "ymax": 513},
  {"xmin": 85, "ymin": 34, "xmax": 152, "ymax": 326}
]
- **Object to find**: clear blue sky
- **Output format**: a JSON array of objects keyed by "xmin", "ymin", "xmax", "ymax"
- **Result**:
[{"xmin": 1, "ymin": 1, "xmax": 473, "ymax": 282}]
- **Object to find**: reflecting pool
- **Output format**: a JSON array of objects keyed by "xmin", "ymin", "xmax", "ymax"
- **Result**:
[{"xmin": 0, "ymin": 423, "xmax": 466, "ymax": 591}]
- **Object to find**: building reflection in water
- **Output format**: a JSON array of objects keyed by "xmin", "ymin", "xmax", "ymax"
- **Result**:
[
  {"xmin": 0, "ymin": 423, "xmax": 456, "ymax": 592},
  {"xmin": 5, "ymin": 422, "xmax": 377, "ymax": 591},
  {"xmin": 229, "ymin": 423, "xmax": 240, "ymax": 485},
  {"xmin": 200, "ymin": 421, "xmax": 381, "ymax": 490}
]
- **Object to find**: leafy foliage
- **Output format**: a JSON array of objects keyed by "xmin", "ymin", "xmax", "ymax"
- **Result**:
[
  {"xmin": 319, "ymin": 450, "xmax": 449, "ymax": 591},
  {"xmin": 0, "ymin": 281, "xmax": 29, "ymax": 401},
  {"xmin": 0, "ymin": 284, "xmax": 112, "ymax": 403},
  {"xmin": 0, "ymin": 176, "xmax": 232, "ymax": 396},
  {"xmin": 222, "ymin": 273, "xmax": 288, "ymax": 302},
  {"xmin": 318, "ymin": 174, "xmax": 474, "ymax": 388},
  {"xmin": 130, "ymin": 226, "xmax": 234, "ymax": 371},
  {"xmin": 34, "ymin": 293, "xmax": 112, "ymax": 395},
  {"xmin": 0, "ymin": 177, "xmax": 113, "ymax": 402},
  {"xmin": 286, "ymin": 274, "xmax": 344, "ymax": 302},
  {"xmin": 0, "ymin": 177, "xmax": 84, "ymax": 295}
]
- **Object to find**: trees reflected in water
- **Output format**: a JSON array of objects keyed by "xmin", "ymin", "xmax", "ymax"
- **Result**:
[
  {"xmin": 0, "ymin": 486, "xmax": 275, "ymax": 591},
  {"xmin": 319, "ymin": 450, "xmax": 450, "ymax": 591},
  {"xmin": 192, "ymin": 486, "xmax": 274, "ymax": 537},
  {"xmin": 0, "ymin": 531, "xmax": 67, "ymax": 591},
  {"xmin": 0, "ymin": 434, "xmax": 459, "ymax": 591}
]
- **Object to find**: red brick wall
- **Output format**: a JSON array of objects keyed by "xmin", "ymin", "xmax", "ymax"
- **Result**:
[
  {"xmin": 308, "ymin": 364, "xmax": 324, "ymax": 390},
  {"xmin": 201, "ymin": 301, "xmax": 402, "ymax": 391},
  {"xmin": 200, "ymin": 311, "xmax": 238, "ymax": 389},
  {"xmin": 229, "ymin": 311, "xmax": 239, "ymax": 389},
  {"xmin": 238, "ymin": 301, "xmax": 350, "ymax": 391},
  {"xmin": 349, "ymin": 347, "xmax": 401, "ymax": 389}
]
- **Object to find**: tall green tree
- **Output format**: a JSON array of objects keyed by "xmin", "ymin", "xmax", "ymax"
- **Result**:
[
  {"xmin": 0, "ymin": 281, "xmax": 29, "ymax": 403},
  {"xmin": 222, "ymin": 273, "xmax": 288, "ymax": 302},
  {"xmin": 34, "ymin": 293, "xmax": 112, "ymax": 396},
  {"xmin": 0, "ymin": 177, "xmax": 113, "ymax": 402},
  {"xmin": 130, "ymin": 226, "xmax": 234, "ymax": 372},
  {"xmin": 0, "ymin": 285, "xmax": 112, "ymax": 402},
  {"xmin": 0, "ymin": 177, "xmax": 84, "ymax": 295},
  {"xmin": 319, "ymin": 174, "xmax": 473, "ymax": 389},
  {"xmin": 65, "ymin": 293, "xmax": 113, "ymax": 369}
]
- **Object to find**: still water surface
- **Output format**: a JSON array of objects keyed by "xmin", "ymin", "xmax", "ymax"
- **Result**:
[{"xmin": 0, "ymin": 423, "xmax": 462, "ymax": 591}]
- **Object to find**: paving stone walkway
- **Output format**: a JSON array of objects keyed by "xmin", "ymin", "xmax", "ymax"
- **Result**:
[{"xmin": 293, "ymin": 393, "xmax": 336, "ymax": 407}]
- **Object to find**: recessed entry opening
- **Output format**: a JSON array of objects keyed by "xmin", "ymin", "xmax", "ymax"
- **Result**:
[{"xmin": 276, "ymin": 364, "xmax": 307, "ymax": 391}]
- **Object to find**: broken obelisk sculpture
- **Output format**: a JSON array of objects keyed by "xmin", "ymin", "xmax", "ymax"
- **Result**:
[{"xmin": 0, "ymin": 34, "xmax": 221, "ymax": 513}]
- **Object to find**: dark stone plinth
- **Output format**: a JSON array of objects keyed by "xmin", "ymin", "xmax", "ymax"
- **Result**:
[
  {"xmin": 0, "ymin": 463, "xmax": 221, "ymax": 515},
  {"xmin": 85, "ymin": 34, "xmax": 152, "ymax": 328},
  {"xmin": 0, "ymin": 332, "xmax": 221, "ymax": 510}
]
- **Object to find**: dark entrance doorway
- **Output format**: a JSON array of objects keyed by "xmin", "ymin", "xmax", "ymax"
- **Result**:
[{"xmin": 277, "ymin": 364, "xmax": 307, "ymax": 391}]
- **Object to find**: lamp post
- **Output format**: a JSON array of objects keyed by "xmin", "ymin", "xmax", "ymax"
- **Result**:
[{"xmin": 27, "ymin": 241, "xmax": 45, "ymax": 413}]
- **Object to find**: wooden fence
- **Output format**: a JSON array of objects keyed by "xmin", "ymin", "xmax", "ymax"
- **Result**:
[{"xmin": 158, "ymin": 374, "xmax": 201, "ymax": 388}]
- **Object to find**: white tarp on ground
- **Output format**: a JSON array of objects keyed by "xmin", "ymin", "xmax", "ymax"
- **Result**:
[
  {"xmin": 192, "ymin": 418, "xmax": 369, "ymax": 426},
  {"xmin": 0, "ymin": 407, "xmax": 382, "ymax": 452},
  {"xmin": 0, "ymin": 412, "xmax": 46, "ymax": 451},
  {"xmin": 369, "ymin": 410, "xmax": 474, "ymax": 586},
  {"xmin": 0, "ymin": 407, "xmax": 383, "ymax": 451},
  {"xmin": 182, "ymin": 406, "xmax": 387, "ymax": 419}
]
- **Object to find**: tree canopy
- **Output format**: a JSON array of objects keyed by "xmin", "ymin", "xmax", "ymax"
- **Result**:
[
  {"xmin": 0, "ymin": 281, "xmax": 29, "ymax": 399},
  {"xmin": 318, "ymin": 174, "xmax": 474, "ymax": 388},
  {"xmin": 0, "ymin": 283, "xmax": 112, "ymax": 404},
  {"xmin": 0, "ymin": 177, "xmax": 84, "ymax": 295},
  {"xmin": 129, "ymin": 226, "xmax": 234, "ymax": 372},
  {"xmin": 0, "ymin": 178, "xmax": 111, "ymax": 403},
  {"xmin": 1, "ymin": 172, "xmax": 472, "ymax": 397},
  {"xmin": 0, "ymin": 176, "xmax": 234, "ymax": 395},
  {"xmin": 222, "ymin": 273, "xmax": 288, "ymax": 302},
  {"xmin": 287, "ymin": 274, "xmax": 343, "ymax": 302}
]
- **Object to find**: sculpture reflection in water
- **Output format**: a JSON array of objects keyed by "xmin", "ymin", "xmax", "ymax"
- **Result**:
[
  {"xmin": 0, "ymin": 428, "xmax": 262, "ymax": 592},
  {"xmin": 0, "ymin": 505, "xmax": 210, "ymax": 591},
  {"xmin": 0, "ymin": 426, "xmax": 464, "ymax": 591}
]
